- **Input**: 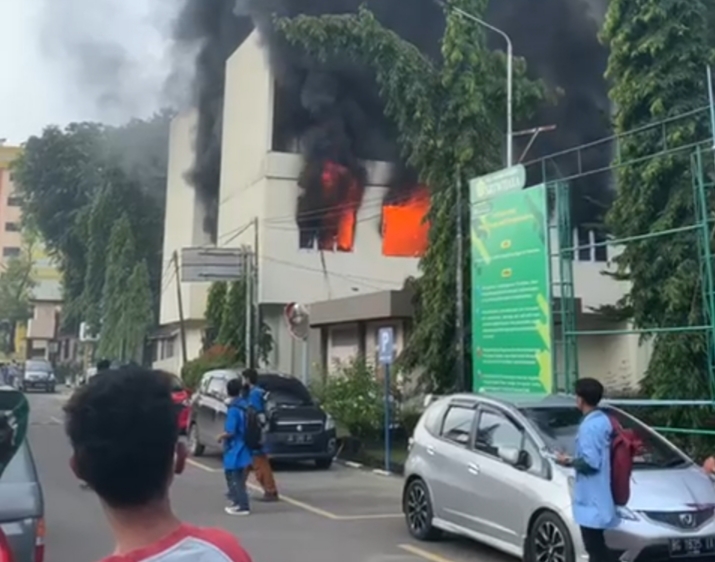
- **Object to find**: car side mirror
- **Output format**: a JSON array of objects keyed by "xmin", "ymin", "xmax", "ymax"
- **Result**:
[{"xmin": 498, "ymin": 446, "xmax": 521, "ymax": 466}]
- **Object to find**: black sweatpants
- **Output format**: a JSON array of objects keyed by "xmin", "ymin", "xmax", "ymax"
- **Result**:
[{"xmin": 580, "ymin": 527, "xmax": 613, "ymax": 562}]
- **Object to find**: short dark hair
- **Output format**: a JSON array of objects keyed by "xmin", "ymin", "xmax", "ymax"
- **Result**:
[
  {"xmin": 226, "ymin": 378, "xmax": 243, "ymax": 398},
  {"xmin": 96, "ymin": 359, "xmax": 111, "ymax": 371},
  {"xmin": 575, "ymin": 377, "xmax": 604, "ymax": 407},
  {"xmin": 64, "ymin": 367, "xmax": 178, "ymax": 509},
  {"xmin": 243, "ymin": 368, "xmax": 258, "ymax": 386}
]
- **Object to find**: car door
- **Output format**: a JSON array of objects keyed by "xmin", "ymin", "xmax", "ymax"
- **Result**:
[
  {"xmin": 468, "ymin": 406, "xmax": 545, "ymax": 549},
  {"xmin": 428, "ymin": 403, "xmax": 480, "ymax": 529}
]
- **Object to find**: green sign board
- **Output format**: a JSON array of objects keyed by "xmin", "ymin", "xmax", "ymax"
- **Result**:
[
  {"xmin": 470, "ymin": 183, "xmax": 552, "ymax": 395},
  {"xmin": 469, "ymin": 165, "xmax": 526, "ymax": 200}
]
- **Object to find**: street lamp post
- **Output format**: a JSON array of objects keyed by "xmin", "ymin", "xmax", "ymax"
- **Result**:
[{"xmin": 449, "ymin": 6, "xmax": 514, "ymax": 167}]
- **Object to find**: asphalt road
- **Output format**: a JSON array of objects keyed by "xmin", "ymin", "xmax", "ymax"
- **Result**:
[{"xmin": 26, "ymin": 389, "xmax": 514, "ymax": 562}]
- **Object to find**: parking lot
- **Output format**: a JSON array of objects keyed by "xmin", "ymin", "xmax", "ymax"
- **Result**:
[{"xmin": 28, "ymin": 389, "xmax": 513, "ymax": 562}]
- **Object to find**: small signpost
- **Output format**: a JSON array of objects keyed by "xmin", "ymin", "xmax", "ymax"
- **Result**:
[{"xmin": 378, "ymin": 327, "xmax": 394, "ymax": 473}]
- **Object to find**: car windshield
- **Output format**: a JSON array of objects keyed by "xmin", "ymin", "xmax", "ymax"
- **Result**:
[
  {"xmin": 521, "ymin": 406, "xmax": 689, "ymax": 469},
  {"xmin": 25, "ymin": 361, "xmax": 51, "ymax": 372},
  {"xmin": 1, "ymin": 441, "xmax": 35, "ymax": 484}
]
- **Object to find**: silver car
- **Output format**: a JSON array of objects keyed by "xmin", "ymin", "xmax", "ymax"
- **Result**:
[{"xmin": 402, "ymin": 393, "xmax": 715, "ymax": 562}]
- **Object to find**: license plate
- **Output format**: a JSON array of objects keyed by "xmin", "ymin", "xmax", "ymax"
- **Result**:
[
  {"xmin": 669, "ymin": 536, "xmax": 715, "ymax": 557},
  {"xmin": 287, "ymin": 433, "xmax": 313, "ymax": 444}
]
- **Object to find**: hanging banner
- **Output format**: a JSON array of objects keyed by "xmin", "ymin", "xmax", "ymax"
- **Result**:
[{"xmin": 470, "ymin": 182, "xmax": 552, "ymax": 395}]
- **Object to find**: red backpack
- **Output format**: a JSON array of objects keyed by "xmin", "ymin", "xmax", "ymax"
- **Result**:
[{"xmin": 607, "ymin": 414, "xmax": 637, "ymax": 506}]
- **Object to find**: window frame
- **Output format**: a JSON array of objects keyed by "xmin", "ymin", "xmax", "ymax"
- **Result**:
[
  {"xmin": 438, "ymin": 403, "xmax": 477, "ymax": 448},
  {"xmin": 472, "ymin": 404, "xmax": 545, "ymax": 476}
]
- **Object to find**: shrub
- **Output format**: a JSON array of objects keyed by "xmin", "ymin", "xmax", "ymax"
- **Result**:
[
  {"xmin": 181, "ymin": 345, "xmax": 237, "ymax": 391},
  {"xmin": 314, "ymin": 358, "xmax": 385, "ymax": 439}
]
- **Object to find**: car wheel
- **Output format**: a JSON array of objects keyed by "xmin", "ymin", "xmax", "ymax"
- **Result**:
[
  {"xmin": 526, "ymin": 511, "xmax": 575, "ymax": 562},
  {"xmin": 404, "ymin": 478, "xmax": 441, "ymax": 541},
  {"xmin": 315, "ymin": 457, "xmax": 333, "ymax": 469},
  {"xmin": 188, "ymin": 423, "xmax": 205, "ymax": 457}
]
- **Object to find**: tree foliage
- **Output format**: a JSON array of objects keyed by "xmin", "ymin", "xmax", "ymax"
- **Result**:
[
  {"xmin": 123, "ymin": 260, "xmax": 154, "ymax": 363},
  {"xmin": 601, "ymin": 0, "xmax": 714, "ymax": 448},
  {"xmin": 276, "ymin": 0, "xmax": 545, "ymax": 390},
  {"xmin": 204, "ymin": 281, "xmax": 228, "ymax": 349},
  {"xmin": 11, "ymin": 113, "xmax": 170, "ymax": 336},
  {"xmin": 97, "ymin": 215, "xmax": 138, "ymax": 361},
  {"xmin": 0, "ymin": 252, "xmax": 36, "ymax": 354}
]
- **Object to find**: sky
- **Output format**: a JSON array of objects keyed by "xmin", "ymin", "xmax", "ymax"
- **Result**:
[{"xmin": 0, "ymin": 0, "xmax": 183, "ymax": 145}]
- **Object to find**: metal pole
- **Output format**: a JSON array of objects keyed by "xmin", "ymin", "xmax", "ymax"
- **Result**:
[
  {"xmin": 252, "ymin": 217, "xmax": 260, "ymax": 367},
  {"xmin": 455, "ymin": 175, "xmax": 466, "ymax": 391},
  {"xmin": 384, "ymin": 362, "xmax": 391, "ymax": 473},
  {"xmin": 244, "ymin": 251, "xmax": 252, "ymax": 368},
  {"xmin": 451, "ymin": 6, "xmax": 514, "ymax": 166},
  {"xmin": 707, "ymin": 66, "xmax": 715, "ymax": 151},
  {"xmin": 301, "ymin": 338, "xmax": 309, "ymax": 385},
  {"xmin": 172, "ymin": 251, "xmax": 188, "ymax": 366}
]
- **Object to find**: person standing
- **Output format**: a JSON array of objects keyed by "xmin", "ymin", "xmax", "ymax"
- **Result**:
[
  {"xmin": 218, "ymin": 378, "xmax": 253, "ymax": 515},
  {"xmin": 557, "ymin": 378, "xmax": 618, "ymax": 562},
  {"xmin": 63, "ymin": 366, "xmax": 254, "ymax": 562},
  {"xmin": 242, "ymin": 368, "xmax": 279, "ymax": 502}
]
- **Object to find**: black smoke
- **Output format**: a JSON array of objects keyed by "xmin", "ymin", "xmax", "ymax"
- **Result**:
[{"xmin": 174, "ymin": 0, "xmax": 612, "ymax": 238}]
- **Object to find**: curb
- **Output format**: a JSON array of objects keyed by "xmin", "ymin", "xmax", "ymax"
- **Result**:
[{"xmin": 335, "ymin": 457, "xmax": 402, "ymax": 478}]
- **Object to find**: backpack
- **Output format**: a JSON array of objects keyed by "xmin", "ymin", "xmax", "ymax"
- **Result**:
[
  {"xmin": 607, "ymin": 414, "xmax": 637, "ymax": 506},
  {"xmin": 241, "ymin": 404, "xmax": 263, "ymax": 451}
]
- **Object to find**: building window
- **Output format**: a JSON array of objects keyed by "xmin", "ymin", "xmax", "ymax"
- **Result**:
[
  {"xmin": 165, "ymin": 337, "xmax": 175, "ymax": 359},
  {"xmin": 577, "ymin": 227, "xmax": 591, "ymax": 261},
  {"xmin": 4, "ymin": 222, "xmax": 19, "ymax": 232},
  {"xmin": 3, "ymin": 247, "xmax": 20, "ymax": 258},
  {"xmin": 7, "ymin": 196, "xmax": 21, "ymax": 207}
]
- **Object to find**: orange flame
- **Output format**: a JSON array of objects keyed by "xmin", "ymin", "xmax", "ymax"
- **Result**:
[
  {"xmin": 382, "ymin": 186, "xmax": 430, "ymax": 257},
  {"xmin": 318, "ymin": 161, "xmax": 362, "ymax": 252}
]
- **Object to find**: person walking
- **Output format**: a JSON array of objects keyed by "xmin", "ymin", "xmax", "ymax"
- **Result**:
[
  {"xmin": 218, "ymin": 378, "xmax": 253, "ymax": 515},
  {"xmin": 242, "ymin": 368, "xmax": 279, "ymax": 502},
  {"xmin": 63, "ymin": 366, "xmax": 253, "ymax": 562},
  {"xmin": 557, "ymin": 378, "xmax": 618, "ymax": 562}
]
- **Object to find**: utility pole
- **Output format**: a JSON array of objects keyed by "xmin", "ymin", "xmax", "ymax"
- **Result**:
[
  {"xmin": 172, "ymin": 250, "xmax": 188, "ymax": 366},
  {"xmin": 244, "ymin": 249, "xmax": 253, "ymax": 369},
  {"xmin": 252, "ymin": 217, "xmax": 260, "ymax": 368},
  {"xmin": 455, "ymin": 174, "xmax": 466, "ymax": 391}
]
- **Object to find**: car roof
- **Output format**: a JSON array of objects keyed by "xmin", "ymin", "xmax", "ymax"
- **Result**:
[{"xmin": 445, "ymin": 392, "xmax": 578, "ymax": 410}]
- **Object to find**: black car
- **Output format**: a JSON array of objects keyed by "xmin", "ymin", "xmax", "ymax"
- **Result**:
[
  {"xmin": 20, "ymin": 361, "xmax": 55, "ymax": 393},
  {"xmin": 187, "ymin": 369, "xmax": 337, "ymax": 469}
]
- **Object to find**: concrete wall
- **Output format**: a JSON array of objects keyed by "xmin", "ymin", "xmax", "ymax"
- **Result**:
[{"xmin": 159, "ymin": 109, "xmax": 212, "ymax": 327}]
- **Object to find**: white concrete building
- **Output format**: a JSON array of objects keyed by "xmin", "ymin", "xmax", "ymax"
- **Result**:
[{"xmin": 153, "ymin": 110, "xmax": 212, "ymax": 374}]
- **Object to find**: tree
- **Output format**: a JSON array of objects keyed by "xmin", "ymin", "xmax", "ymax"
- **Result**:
[
  {"xmin": 97, "ymin": 215, "xmax": 137, "ymax": 361},
  {"xmin": 123, "ymin": 260, "xmax": 154, "ymax": 363},
  {"xmin": 601, "ymin": 0, "xmax": 714, "ymax": 447},
  {"xmin": 204, "ymin": 281, "xmax": 228, "ymax": 349},
  {"xmin": 0, "ymin": 255, "xmax": 36, "ymax": 354},
  {"xmin": 276, "ymin": 0, "xmax": 544, "ymax": 390}
]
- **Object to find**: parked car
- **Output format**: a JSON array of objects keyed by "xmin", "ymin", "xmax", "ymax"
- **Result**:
[
  {"xmin": 0, "ymin": 388, "xmax": 45, "ymax": 562},
  {"xmin": 20, "ymin": 361, "xmax": 55, "ymax": 393},
  {"xmin": 188, "ymin": 370, "xmax": 337, "ymax": 469},
  {"xmin": 170, "ymin": 375, "xmax": 191, "ymax": 435},
  {"xmin": 403, "ymin": 393, "xmax": 715, "ymax": 562}
]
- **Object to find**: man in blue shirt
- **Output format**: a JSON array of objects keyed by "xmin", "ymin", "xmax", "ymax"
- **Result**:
[
  {"xmin": 557, "ymin": 377, "xmax": 618, "ymax": 562},
  {"xmin": 219, "ymin": 378, "xmax": 253, "ymax": 515},
  {"xmin": 243, "ymin": 368, "xmax": 279, "ymax": 501}
]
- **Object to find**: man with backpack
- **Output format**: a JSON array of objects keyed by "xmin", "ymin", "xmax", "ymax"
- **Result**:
[
  {"xmin": 242, "ymin": 368, "xmax": 279, "ymax": 502},
  {"xmin": 218, "ymin": 378, "xmax": 254, "ymax": 515},
  {"xmin": 557, "ymin": 378, "xmax": 619, "ymax": 562}
]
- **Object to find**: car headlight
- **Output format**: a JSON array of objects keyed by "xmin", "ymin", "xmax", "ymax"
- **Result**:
[
  {"xmin": 325, "ymin": 415, "xmax": 335, "ymax": 431},
  {"xmin": 616, "ymin": 506, "xmax": 639, "ymax": 521}
]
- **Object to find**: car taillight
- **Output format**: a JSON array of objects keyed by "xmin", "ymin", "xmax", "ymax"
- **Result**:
[
  {"xmin": 0, "ymin": 528, "xmax": 14, "ymax": 562},
  {"xmin": 34, "ymin": 518, "xmax": 45, "ymax": 562}
]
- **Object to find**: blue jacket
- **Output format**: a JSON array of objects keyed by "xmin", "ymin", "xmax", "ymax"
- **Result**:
[
  {"xmin": 222, "ymin": 399, "xmax": 253, "ymax": 470},
  {"xmin": 572, "ymin": 409, "xmax": 619, "ymax": 529}
]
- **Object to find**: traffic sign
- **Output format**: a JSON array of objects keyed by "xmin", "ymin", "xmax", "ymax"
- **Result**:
[
  {"xmin": 180, "ymin": 247, "xmax": 250, "ymax": 282},
  {"xmin": 378, "ymin": 327, "xmax": 394, "ymax": 365},
  {"xmin": 469, "ymin": 165, "xmax": 526, "ymax": 201}
]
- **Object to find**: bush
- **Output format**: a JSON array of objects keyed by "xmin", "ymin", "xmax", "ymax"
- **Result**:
[
  {"xmin": 313, "ymin": 358, "xmax": 385, "ymax": 439},
  {"xmin": 181, "ymin": 345, "xmax": 237, "ymax": 391}
]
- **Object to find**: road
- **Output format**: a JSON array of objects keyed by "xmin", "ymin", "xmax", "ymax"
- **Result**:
[{"xmin": 27, "ymin": 389, "xmax": 513, "ymax": 562}]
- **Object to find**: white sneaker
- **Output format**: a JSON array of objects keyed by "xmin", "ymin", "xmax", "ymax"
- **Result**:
[{"xmin": 224, "ymin": 506, "xmax": 250, "ymax": 516}]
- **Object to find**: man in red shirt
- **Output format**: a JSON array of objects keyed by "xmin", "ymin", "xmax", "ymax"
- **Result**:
[{"xmin": 63, "ymin": 365, "xmax": 253, "ymax": 562}]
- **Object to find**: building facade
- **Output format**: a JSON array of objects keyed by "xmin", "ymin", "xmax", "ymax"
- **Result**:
[{"xmin": 0, "ymin": 145, "xmax": 23, "ymax": 268}]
